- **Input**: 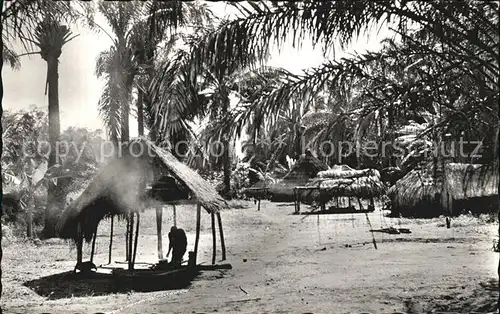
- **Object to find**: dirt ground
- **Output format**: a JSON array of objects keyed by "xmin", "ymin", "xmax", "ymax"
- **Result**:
[{"xmin": 2, "ymin": 201, "xmax": 499, "ymax": 313}]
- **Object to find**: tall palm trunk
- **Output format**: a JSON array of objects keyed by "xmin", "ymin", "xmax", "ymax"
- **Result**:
[
  {"xmin": 120, "ymin": 84, "xmax": 130, "ymax": 143},
  {"xmin": 294, "ymin": 125, "xmax": 303, "ymax": 158},
  {"xmin": 26, "ymin": 197, "xmax": 33, "ymax": 238},
  {"xmin": 121, "ymin": 103, "xmax": 130, "ymax": 143},
  {"xmin": 222, "ymin": 136, "xmax": 231, "ymax": 198},
  {"xmin": 387, "ymin": 107, "xmax": 396, "ymax": 167},
  {"xmin": 109, "ymin": 71, "xmax": 121, "ymax": 151},
  {"xmin": 43, "ymin": 55, "xmax": 62, "ymax": 238},
  {"xmin": 1, "ymin": 14, "xmax": 4, "ymax": 299},
  {"xmin": 220, "ymin": 98, "xmax": 232, "ymax": 198},
  {"xmin": 137, "ymin": 90, "xmax": 144, "ymax": 136}
]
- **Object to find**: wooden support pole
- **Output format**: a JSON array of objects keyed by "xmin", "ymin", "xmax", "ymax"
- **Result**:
[
  {"xmin": 26, "ymin": 206, "xmax": 33, "ymax": 238},
  {"xmin": 156, "ymin": 206, "xmax": 163, "ymax": 260},
  {"xmin": 216, "ymin": 212, "xmax": 226, "ymax": 261},
  {"xmin": 133, "ymin": 212, "xmax": 140, "ymax": 265},
  {"xmin": 128, "ymin": 212, "xmax": 135, "ymax": 270},
  {"xmin": 257, "ymin": 199, "xmax": 261, "ymax": 211},
  {"xmin": 446, "ymin": 192, "xmax": 452, "ymax": 229},
  {"xmin": 294, "ymin": 189, "xmax": 301, "ymax": 213},
  {"xmin": 369, "ymin": 198, "xmax": 375, "ymax": 211},
  {"xmin": 108, "ymin": 216, "xmax": 114, "ymax": 264},
  {"xmin": 125, "ymin": 216, "xmax": 130, "ymax": 261},
  {"xmin": 211, "ymin": 211, "xmax": 216, "ymax": 265},
  {"xmin": 173, "ymin": 204, "xmax": 177, "ymax": 227},
  {"xmin": 76, "ymin": 238, "xmax": 83, "ymax": 265},
  {"xmin": 90, "ymin": 226, "xmax": 97, "ymax": 263},
  {"xmin": 357, "ymin": 197, "xmax": 364, "ymax": 211},
  {"xmin": 194, "ymin": 202, "xmax": 202, "ymax": 266},
  {"xmin": 293, "ymin": 189, "xmax": 296, "ymax": 213},
  {"xmin": 76, "ymin": 222, "xmax": 83, "ymax": 264}
]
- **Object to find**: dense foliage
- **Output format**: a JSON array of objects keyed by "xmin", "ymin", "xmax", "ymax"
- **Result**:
[
  {"xmin": 1, "ymin": 108, "xmax": 102, "ymax": 235},
  {"xmin": 3, "ymin": 0, "xmax": 498, "ymax": 223}
]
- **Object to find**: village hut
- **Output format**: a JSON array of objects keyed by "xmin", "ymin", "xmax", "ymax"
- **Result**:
[
  {"xmin": 442, "ymin": 163, "xmax": 498, "ymax": 215},
  {"xmin": 387, "ymin": 169, "xmax": 442, "ymax": 218},
  {"xmin": 55, "ymin": 137, "xmax": 227, "ymax": 270},
  {"xmin": 301, "ymin": 165, "xmax": 386, "ymax": 209},
  {"xmin": 380, "ymin": 166, "xmax": 405, "ymax": 186},
  {"xmin": 267, "ymin": 150, "xmax": 329, "ymax": 202}
]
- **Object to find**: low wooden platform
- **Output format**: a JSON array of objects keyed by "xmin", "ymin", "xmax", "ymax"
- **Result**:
[
  {"xmin": 243, "ymin": 187, "xmax": 269, "ymax": 211},
  {"xmin": 298, "ymin": 206, "xmax": 376, "ymax": 215},
  {"xmin": 293, "ymin": 186, "xmax": 324, "ymax": 213}
]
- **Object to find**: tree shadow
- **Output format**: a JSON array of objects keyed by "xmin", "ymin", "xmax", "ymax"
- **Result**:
[
  {"xmin": 23, "ymin": 268, "xmax": 201, "ymax": 300},
  {"xmin": 423, "ymin": 278, "xmax": 499, "ymax": 313}
]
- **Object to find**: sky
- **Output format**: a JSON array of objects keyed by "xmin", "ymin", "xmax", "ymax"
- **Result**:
[{"xmin": 2, "ymin": 1, "xmax": 392, "ymax": 139}]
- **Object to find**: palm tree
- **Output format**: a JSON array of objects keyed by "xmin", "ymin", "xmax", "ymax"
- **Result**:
[
  {"xmin": 2, "ymin": 1, "xmax": 89, "ymax": 69},
  {"xmin": 2, "ymin": 0, "xmax": 93, "ymax": 238},
  {"xmin": 94, "ymin": 0, "xmax": 212, "ymax": 146},
  {"xmin": 94, "ymin": 1, "xmax": 142, "ymax": 147},
  {"xmin": 134, "ymin": 0, "xmax": 212, "ymax": 138},
  {"xmin": 14, "ymin": 17, "xmax": 79, "ymax": 238},
  {"xmin": 198, "ymin": 1, "xmax": 498, "ymax": 159},
  {"xmin": 149, "ymin": 40, "xmax": 292, "ymax": 197}
]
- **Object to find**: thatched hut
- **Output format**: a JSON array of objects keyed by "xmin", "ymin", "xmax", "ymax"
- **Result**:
[
  {"xmin": 55, "ymin": 137, "xmax": 227, "ymax": 270},
  {"xmin": 380, "ymin": 166, "xmax": 404, "ymax": 186},
  {"xmin": 387, "ymin": 169, "xmax": 442, "ymax": 218},
  {"xmin": 267, "ymin": 151, "xmax": 329, "ymax": 202},
  {"xmin": 301, "ymin": 165, "xmax": 386, "ymax": 208},
  {"xmin": 442, "ymin": 163, "xmax": 498, "ymax": 215}
]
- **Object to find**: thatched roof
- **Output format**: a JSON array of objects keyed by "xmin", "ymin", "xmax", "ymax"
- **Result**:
[
  {"xmin": 306, "ymin": 166, "xmax": 385, "ymax": 201},
  {"xmin": 387, "ymin": 169, "xmax": 442, "ymax": 217},
  {"xmin": 317, "ymin": 165, "xmax": 381, "ymax": 180},
  {"xmin": 281, "ymin": 150, "xmax": 329, "ymax": 183},
  {"xmin": 267, "ymin": 151, "xmax": 329, "ymax": 202},
  {"xmin": 380, "ymin": 166, "xmax": 404, "ymax": 186},
  {"xmin": 56, "ymin": 138, "xmax": 226, "ymax": 241},
  {"xmin": 147, "ymin": 138, "xmax": 226, "ymax": 212},
  {"xmin": 443, "ymin": 163, "xmax": 498, "ymax": 200}
]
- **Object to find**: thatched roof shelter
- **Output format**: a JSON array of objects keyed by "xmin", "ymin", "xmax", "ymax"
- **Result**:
[
  {"xmin": 316, "ymin": 165, "xmax": 381, "ymax": 180},
  {"xmin": 442, "ymin": 163, "xmax": 498, "ymax": 215},
  {"xmin": 387, "ymin": 169, "xmax": 442, "ymax": 218},
  {"xmin": 388, "ymin": 163, "xmax": 499, "ymax": 218},
  {"xmin": 267, "ymin": 151, "xmax": 329, "ymax": 202},
  {"xmin": 56, "ymin": 138, "xmax": 227, "ymax": 242},
  {"xmin": 281, "ymin": 150, "xmax": 329, "ymax": 182},
  {"xmin": 301, "ymin": 166, "xmax": 386, "ymax": 204}
]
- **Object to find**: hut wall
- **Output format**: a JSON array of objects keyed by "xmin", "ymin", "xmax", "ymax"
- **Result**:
[
  {"xmin": 388, "ymin": 169, "xmax": 444, "ymax": 218},
  {"xmin": 390, "ymin": 192, "xmax": 444, "ymax": 218},
  {"xmin": 443, "ymin": 163, "xmax": 499, "ymax": 216},
  {"xmin": 451, "ymin": 195, "xmax": 499, "ymax": 215}
]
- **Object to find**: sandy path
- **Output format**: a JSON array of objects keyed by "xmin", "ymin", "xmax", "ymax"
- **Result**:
[
  {"xmin": 114, "ymin": 203, "xmax": 498, "ymax": 314},
  {"xmin": 3, "ymin": 202, "xmax": 498, "ymax": 313}
]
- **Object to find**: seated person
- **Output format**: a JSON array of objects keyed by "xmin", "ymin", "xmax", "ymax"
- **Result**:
[{"xmin": 167, "ymin": 226, "xmax": 187, "ymax": 267}]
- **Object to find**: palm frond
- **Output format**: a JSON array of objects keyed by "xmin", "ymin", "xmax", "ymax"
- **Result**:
[
  {"xmin": 2, "ymin": 0, "xmax": 88, "ymax": 53},
  {"xmin": 200, "ymin": 1, "xmax": 392, "ymax": 76},
  {"xmin": 95, "ymin": 49, "xmax": 112, "ymax": 77},
  {"xmin": 2, "ymin": 42, "xmax": 20, "ymax": 69},
  {"xmin": 97, "ymin": 78, "xmax": 122, "ymax": 144}
]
